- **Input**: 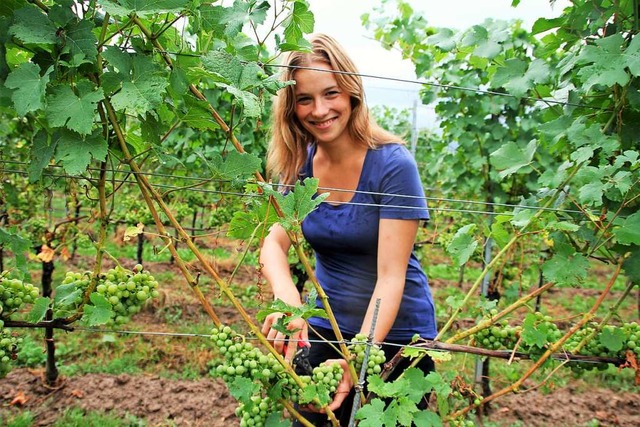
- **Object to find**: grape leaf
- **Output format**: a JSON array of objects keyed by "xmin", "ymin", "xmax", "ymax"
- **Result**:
[
  {"xmin": 576, "ymin": 33, "xmax": 640, "ymax": 91},
  {"xmin": 82, "ymin": 293, "xmax": 113, "ymax": 326},
  {"xmin": 622, "ymin": 246, "xmax": 640, "ymax": 282},
  {"xmin": 521, "ymin": 313, "xmax": 549, "ymax": 349},
  {"xmin": 283, "ymin": 1, "xmax": 314, "ymax": 46},
  {"xmin": 62, "ymin": 19, "xmax": 99, "ymax": 63},
  {"xmin": 0, "ymin": 227, "xmax": 31, "ymax": 279},
  {"xmin": 261, "ymin": 178, "xmax": 329, "ymax": 231},
  {"xmin": 599, "ymin": 327, "xmax": 625, "ymax": 353},
  {"xmin": 26, "ymin": 297, "xmax": 50, "ymax": 323},
  {"xmin": 4, "ymin": 62, "xmax": 52, "ymax": 115},
  {"xmin": 264, "ymin": 413, "xmax": 289, "ymax": 427},
  {"xmin": 492, "ymin": 58, "xmax": 551, "ymax": 97},
  {"xmin": 110, "ymin": 55, "xmax": 168, "ymax": 116},
  {"xmin": 413, "ymin": 410, "xmax": 444, "ymax": 427},
  {"xmin": 355, "ymin": 398, "xmax": 387, "ymax": 427},
  {"xmin": 228, "ymin": 200, "xmax": 279, "ymax": 240},
  {"xmin": 100, "ymin": 0, "xmax": 189, "ymax": 17},
  {"xmin": 227, "ymin": 376, "xmax": 259, "ymax": 403},
  {"xmin": 427, "ymin": 28, "xmax": 456, "ymax": 51},
  {"xmin": 45, "ymin": 82, "xmax": 104, "ymax": 135},
  {"xmin": 0, "ymin": 0, "xmax": 28, "ymax": 18},
  {"xmin": 613, "ymin": 212, "xmax": 640, "ymax": 245},
  {"xmin": 490, "ymin": 140, "xmax": 537, "ymax": 179},
  {"xmin": 53, "ymin": 282, "xmax": 83, "ymax": 307},
  {"xmin": 542, "ymin": 251, "xmax": 589, "ymax": 286},
  {"xmin": 210, "ymin": 150, "xmax": 261, "ymax": 182},
  {"xmin": 446, "ymin": 224, "xmax": 478, "ymax": 267},
  {"xmin": 179, "ymin": 97, "xmax": 217, "ymax": 130},
  {"xmin": 54, "ymin": 130, "xmax": 108, "ymax": 175},
  {"xmin": 8, "ymin": 6, "xmax": 57, "ymax": 45},
  {"xmin": 29, "ymin": 131, "xmax": 56, "ymax": 182}
]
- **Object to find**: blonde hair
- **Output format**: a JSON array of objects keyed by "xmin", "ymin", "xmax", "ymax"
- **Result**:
[{"xmin": 267, "ymin": 33, "xmax": 403, "ymax": 185}]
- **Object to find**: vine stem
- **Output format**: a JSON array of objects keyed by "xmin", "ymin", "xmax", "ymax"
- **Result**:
[
  {"xmin": 435, "ymin": 164, "xmax": 581, "ymax": 341},
  {"xmin": 103, "ymin": 96, "xmax": 341, "ymax": 424},
  {"xmin": 572, "ymin": 279, "xmax": 637, "ymax": 353},
  {"xmin": 448, "ymin": 256, "xmax": 626, "ymax": 420},
  {"xmin": 131, "ymin": 14, "xmax": 358, "ymax": 404},
  {"xmin": 445, "ymin": 281, "xmax": 556, "ymax": 344}
]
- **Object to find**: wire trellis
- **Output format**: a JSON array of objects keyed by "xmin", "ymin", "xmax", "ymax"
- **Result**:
[{"xmin": 0, "ymin": 160, "xmax": 594, "ymax": 219}]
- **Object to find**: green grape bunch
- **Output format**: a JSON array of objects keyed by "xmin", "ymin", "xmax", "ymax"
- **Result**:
[
  {"xmin": 564, "ymin": 322, "xmax": 640, "ymax": 374},
  {"xmin": 0, "ymin": 275, "xmax": 40, "ymax": 317},
  {"xmin": 472, "ymin": 320, "xmax": 522, "ymax": 351},
  {"xmin": 0, "ymin": 328, "xmax": 21, "ymax": 379},
  {"xmin": 348, "ymin": 333, "xmax": 386, "ymax": 376},
  {"xmin": 95, "ymin": 264, "xmax": 160, "ymax": 325}
]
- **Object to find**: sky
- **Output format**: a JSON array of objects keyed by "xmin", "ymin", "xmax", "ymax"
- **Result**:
[{"xmin": 306, "ymin": 0, "xmax": 571, "ymax": 128}]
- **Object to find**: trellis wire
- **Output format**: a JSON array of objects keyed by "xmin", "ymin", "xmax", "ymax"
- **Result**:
[
  {"xmin": 266, "ymin": 64, "xmax": 605, "ymax": 111},
  {"xmin": 72, "ymin": 326, "xmax": 626, "ymax": 367},
  {"xmin": 0, "ymin": 161, "xmax": 594, "ymax": 218}
]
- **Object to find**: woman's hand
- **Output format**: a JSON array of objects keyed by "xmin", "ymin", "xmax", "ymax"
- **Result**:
[
  {"xmin": 261, "ymin": 313, "xmax": 309, "ymax": 363},
  {"xmin": 303, "ymin": 358, "xmax": 353, "ymax": 413}
]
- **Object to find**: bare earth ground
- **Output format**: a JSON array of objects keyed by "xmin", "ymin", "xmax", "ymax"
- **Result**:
[
  {"xmin": 1, "ymin": 368, "xmax": 640, "ymax": 426},
  {"xmin": 1, "ymin": 238, "xmax": 639, "ymax": 426}
]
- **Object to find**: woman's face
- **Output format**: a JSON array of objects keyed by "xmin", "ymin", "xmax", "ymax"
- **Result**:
[{"xmin": 293, "ymin": 61, "xmax": 352, "ymax": 145}]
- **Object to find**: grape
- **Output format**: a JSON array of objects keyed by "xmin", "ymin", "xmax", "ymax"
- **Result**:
[
  {"xmin": 0, "ymin": 328, "xmax": 21, "ymax": 379},
  {"xmin": 472, "ymin": 319, "xmax": 521, "ymax": 351},
  {"xmin": 347, "ymin": 333, "xmax": 386, "ymax": 377},
  {"xmin": 0, "ymin": 276, "xmax": 39, "ymax": 315},
  {"xmin": 92, "ymin": 266, "xmax": 159, "ymax": 325}
]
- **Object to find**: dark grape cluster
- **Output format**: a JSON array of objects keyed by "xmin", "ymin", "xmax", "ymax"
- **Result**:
[
  {"xmin": 95, "ymin": 265, "xmax": 159, "ymax": 325},
  {"xmin": 472, "ymin": 320, "xmax": 521, "ymax": 351},
  {"xmin": 347, "ymin": 333, "xmax": 386, "ymax": 376},
  {"xmin": 0, "ymin": 276, "xmax": 40, "ymax": 315}
]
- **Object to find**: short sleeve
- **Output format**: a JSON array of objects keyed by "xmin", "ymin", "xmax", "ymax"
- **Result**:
[{"xmin": 378, "ymin": 145, "xmax": 429, "ymax": 221}]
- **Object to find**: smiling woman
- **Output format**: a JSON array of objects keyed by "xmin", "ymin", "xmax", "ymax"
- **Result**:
[{"xmin": 259, "ymin": 33, "xmax": 438, "ymax": 426}]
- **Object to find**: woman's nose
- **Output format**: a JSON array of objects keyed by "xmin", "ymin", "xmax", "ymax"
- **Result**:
[{"xmin": 311, "ymin": 99, "xmax": 329, "ymax": 117}]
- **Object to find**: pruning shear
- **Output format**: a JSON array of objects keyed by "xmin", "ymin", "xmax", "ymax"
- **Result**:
[{"xmin": 293, "ymin": 342, "xmax": 313, "ymax": 375}]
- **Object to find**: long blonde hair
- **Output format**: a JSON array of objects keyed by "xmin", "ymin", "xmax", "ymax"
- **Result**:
[{"xmin": 267, "ymin": 33, "xmax": 403, "ymax": 185}]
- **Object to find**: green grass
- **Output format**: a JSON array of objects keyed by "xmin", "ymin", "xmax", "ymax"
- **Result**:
[
  {"xmin": 0, "ymin": 411, "xmax": 35, "ymax": 427},
  {"xmin": 52, "ymin": 408, "xmax": 148, "ymax": 427}
]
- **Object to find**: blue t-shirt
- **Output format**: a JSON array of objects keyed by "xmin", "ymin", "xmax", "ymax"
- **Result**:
[{"xmin": 301, "ymin": 143, "xmax": 438, "ymax": 340}]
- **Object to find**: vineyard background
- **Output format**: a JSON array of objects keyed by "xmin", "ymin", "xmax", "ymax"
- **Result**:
[{"xmin": 0, "ymin": 0, "xmax": 639, "ymax": 426}]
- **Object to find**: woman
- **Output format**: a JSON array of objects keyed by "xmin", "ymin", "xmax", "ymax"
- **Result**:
[{"xmin": 260, "ymin": 34, "xmax": 437, "ymax": 425}]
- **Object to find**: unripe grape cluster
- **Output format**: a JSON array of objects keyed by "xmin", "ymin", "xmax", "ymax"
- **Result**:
[
  {"xmin": 472, "ymin": 320, "xmax": 521, "ymax": 351},
  {"xmin": 210, "ymin": 326, "xmax": 286, "ymax": 426},
  {"xmin": 564, "ymin": 322, "xmax": 640, "ymax": 374},
  {"xmin": 0, "ymin": 329, "xmax": 21, "ymax": 378},
  {"xmin": 347, "ymin": 333, "xmax": 386, "ymax": 376},
  {"xmin": 0, "ymin": 276, "xmax": 40, "ymax": 315},
  {"xmin": 95, "ymin": 265, "xmax": 159, "ymax": 325},
  {"xmin": 210, "ymin": 326, "xmax": 349, "ymax": 425}
]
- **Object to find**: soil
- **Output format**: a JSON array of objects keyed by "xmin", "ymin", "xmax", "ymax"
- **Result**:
[
  {"xmin": 1, "ymin": 368, "xmax": 640, "ymax": 426},
  {"xmin": 1, "ymin": 236, "xmax": 639, "ymax": 426}
]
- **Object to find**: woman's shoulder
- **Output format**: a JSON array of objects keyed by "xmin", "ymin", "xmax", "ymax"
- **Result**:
[{"xmin": 371, "ymin": 142, "xmax": 414, "ymax": 163}]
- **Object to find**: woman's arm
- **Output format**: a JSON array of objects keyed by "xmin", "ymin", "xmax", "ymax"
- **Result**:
[
  {"xmin": 361, "ymin": 218, "xmax": 419, "ymax": 343},
  {"xmin": 259, "ymin": 223, "xmax": 308, "ymax": 361}
]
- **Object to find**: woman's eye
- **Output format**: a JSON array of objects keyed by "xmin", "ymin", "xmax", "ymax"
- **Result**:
[
  {"xmin": 296, "ymin": 97, "xmax": 311, "ymax": 104},
  {"xmin": 326, "ymin": 91, "xmax": 339, "ymax": 97}
]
